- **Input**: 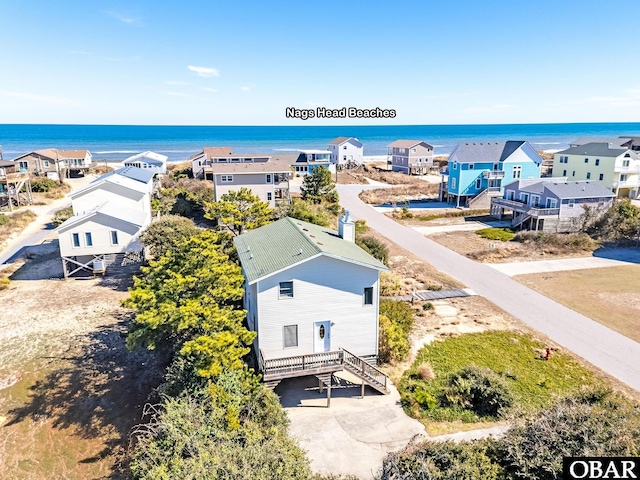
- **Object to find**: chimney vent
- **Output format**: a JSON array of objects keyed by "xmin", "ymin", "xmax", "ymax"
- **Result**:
[{"xmin": 338, "ymin": 210, "xmax": 355, "ymax": 242}]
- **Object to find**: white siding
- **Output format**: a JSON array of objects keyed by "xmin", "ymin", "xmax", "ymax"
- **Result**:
[
  {"xmin": 254, "ymin": 255, "xmax": 380, "ymax": 360},
  {"xmin": 58, "ymin": 214, "xmax": 149, "ymax": 257},
  {"xmin": 72, "ymin": 184, "xmax": 150, "ymax": 215}
]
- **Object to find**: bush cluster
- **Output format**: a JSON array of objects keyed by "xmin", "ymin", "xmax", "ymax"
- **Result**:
[
  {"xmin": 475, "ymin": 227, "xmax": 515, "ymax": 242},
  {"xmin": 30, "ymin": 177, "xmax": 62, "ymax": 192},
  {"xmin": 356, "ymin": 236, "xmax": 389, "ymax": 265},
  {"xmin": 52, "ymin": 207, "xmax": 73, "ymax": 227},
  {"xmin": 443, "ymin": 365, "xmax": 513, "ymax": 417},
  {"xmin": 378, "ymin": 300, "xmax": 414, "ymax": 364},
  {"xmin": 378, "ymin": 389, "xmax": 640, "ymax": 480}
]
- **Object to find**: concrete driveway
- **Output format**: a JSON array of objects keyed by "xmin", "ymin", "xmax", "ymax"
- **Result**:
[
  {"xmin": 276, "ymin": 373, "xmax": 426, "ymax": 479},
  {"xmin": 490, "ymin": 254, "xmax": 640, "ymax": 276},
  {"xmin": 337, "ymin": 185, "xmax": 640, "ymax": 393}
]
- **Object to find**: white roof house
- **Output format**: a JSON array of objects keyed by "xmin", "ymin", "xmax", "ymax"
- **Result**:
[
  {"xmin": 69, "ymin": 166, "xmax": 153, "ymax": 216},
  {"xmin": 233, "ymin": 214, "xmax": 391, "ymax": 401},
  {"xmin": 56, "ymin": 202, "xmax": 151, "ymax": 278},
  {"xmin": 57, "ymin": 166, "xmax": 154, "ymax": 278},
  {"xmin": 122, "ymin": 151, "xmax": 168, "ymax": 175}
]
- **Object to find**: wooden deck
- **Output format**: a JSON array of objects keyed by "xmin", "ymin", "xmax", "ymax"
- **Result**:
[{"xmin": 261, "ymin": 348, "xmax": 389, "ymax": 396}]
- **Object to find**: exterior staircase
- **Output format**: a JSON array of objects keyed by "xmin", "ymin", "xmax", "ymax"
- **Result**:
[
  {"xmin": 260, "ymin": 348, "xmax": 390, "ymax": 395},
  {"xmin": 511, "ymin": 211, "xmax": 531, "ymax": 229}
]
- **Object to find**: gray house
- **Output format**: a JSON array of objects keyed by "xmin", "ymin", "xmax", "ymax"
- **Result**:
[
  {"xmin": 387, "ymin": 140, "xmax": 434, "ymax": 175},
  {"xmin": 490, "ymin": 179, "xmax": 615, "ymax": 232}
]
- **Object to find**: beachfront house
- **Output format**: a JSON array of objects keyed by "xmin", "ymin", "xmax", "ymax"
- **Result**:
[
  {"xmin": 211, "ymin": 156, "xmax": 292, "ymax": 207},
  {"xmin": 190, "ymin": 147, "xmax": 234, "ymax": 179},
  {"xmin": 233, "ymin": 214, "xmax": 390, "ymax": 403},
  {"xmin": 553, "ymin": 141, "xmax": 640, "ymax": 199},
  {"xmin": 56, "ymin": 202, "xmax": 151, "ymax": 278},
  {"xmin": 69, "ymin": 166, "xmax": 154, "ymax": 216},
  {"xmin": 387, "ymin": 140, "xmax": 434, "ymax": 175},
  {"xmin": 328, "ymin": 137, "xmax": 364, "ymax": 169},
  {"xmin": 290, "ymin": 150, "xmax": 334, "ymax": 176},
  {"xmin": 11, "ymin": 149, "xmax": 93, "ymax": 179},
  {"xmin": 442, "ymin": 141, "xmax": 542, "ymax": 208},
  {"xmin": 0, "ymin": 160, "xmax": 32, "ymax": 212},
  {"xmin": 490, "ymin": 179, "xmax": 615, "ymax": 232},
  {"xmin": 122, "ymin": 151, "xmax": 168, "ymax": 175}
]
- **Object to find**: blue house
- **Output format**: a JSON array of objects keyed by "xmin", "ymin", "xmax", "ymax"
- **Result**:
[{"xmin": 441, "ymin": 141, "xmax": 542, "ymax": 208}]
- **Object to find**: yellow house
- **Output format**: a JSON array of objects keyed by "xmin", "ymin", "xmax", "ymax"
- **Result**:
[{"xmin": 553, "ymin": 142, "xmax": 640, "ymax": 198}]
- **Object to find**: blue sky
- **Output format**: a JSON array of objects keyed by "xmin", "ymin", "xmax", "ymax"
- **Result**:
[{"xmin": 0, "ymin": 1, "xmax": 638, "ymax": 126}]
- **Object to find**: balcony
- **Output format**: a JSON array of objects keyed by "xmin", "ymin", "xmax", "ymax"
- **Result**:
[
  {"xmin": 482, "ymin": 170, "xmax": 505, "ymax": 179},
  {"xmin": 492, "ymin": 198, "xmax": 560, "ymax": 217},
  {"xmin": 612, "ymin": 179, "xmax": 640, "ymax": 189},
  {"xmin": 614, "ymin": 164, "xmax": 640, "ymax": 174}
]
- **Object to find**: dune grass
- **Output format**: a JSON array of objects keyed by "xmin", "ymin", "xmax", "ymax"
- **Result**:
[{"xmin": 399, "ymin": 331, "xmax": 598, "ymax": 425}]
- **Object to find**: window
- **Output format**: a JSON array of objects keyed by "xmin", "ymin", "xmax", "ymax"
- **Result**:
[
  {"xmin": 568, "ymin": 199, "xmax": 575, "ymax": 208},
  {"xmin": 267, "ymin": 192, "xmax": 272, "ymax": 201},
  {"xmin": 572, "ymin": 171, "xmax": 576, "ymax": 177},
  {"xmin": 43, "ymin": 160, "xmax": 50, "ymax": 168},
  {"xmin": 475, "ymin": 178, "xmax": 481, "ymax": 189},
  {"xmin": 584, "ymin": 158, "xmax": 589, "ymax": 163},
  {"xmin": 451, "ymin": 178, "xmax": 456, "ymax": 189},
  {"xmin": 411, "ymin": 148, "xmax": 416, "ymax": 153},
  {"xmin": 620, "ymin": 174, "xmax": 628, "ymax": 182},
  {"xmin": 221, "ymin": 175, "xmax": 233, "ymax": 182},
  {"xmin": 266, "ymin": 174, "xmax": 272, "ymax": 183},
  {"xmin": 231, "ymin": 158, "xmax": 240, "ymax": 163},
  {"xmin": 72, "ymin": 233, "xmax": 80, "ymax": 248},
  {"xmin": 283, "ymin": 325, "xmax": 298, "ymax": 348},
  {"xmin": 453, "ymin": 161, "xmax": 457, "ymax": 169},
  {"xmin": 279, "ymin": 281, "xmax": 293, "ymax": 298},
  {"xmin": 244, "ymin": 157, "xmax": 253, "ymax": 162},
  {"xmin": 595, "ymin": 159, "xmax": 600, "ymax": 166},
  {"xmin": 363, "ymin": 287, "xmax": 373, "ymax": 305},
  {"xmin": 623, "ymin": 159, "xmax": 630, "ymax": 167},
  {"xmin": 85, "ymin": 232, "xmax": 93, "ymax": 247},
  {"xmin": 343, "ymin": 155, "xmax": 347, "ymax": 161},
  {"xmin": 218, "ymin": 158, "xmax": 227, "ymax": 163},
  {"xmin": 599, "ymin": 173, "xmax": 604, "ymax": 181},
  {"xmin": 110, "ymin": 230, "xmax": 119, "ymax": 245},
  {"xmin": 19, "ymin": 161, "xmax": 28, "ymax": 170},
  {"xmin": 468, "ymin": 163, "xmax": 474, "ymax": 170},
  {"xmin": 512, "ymin": 165, "xmax": 522, "ymax": 179},
  {"xmin": 586, "ymin": 172, "xmax": 591, "ymax": 179},
  {"xmin": 562, "ymin": 170, "xmax": 567, "ymax": 176},
  {"xmin": 343, "ymin": 145, "xmax": 347, "ymax": 149}
]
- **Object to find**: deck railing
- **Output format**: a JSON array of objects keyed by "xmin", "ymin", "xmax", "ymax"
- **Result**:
[
  {"xmin": 492, "ymin": 198, "xmax": 560, "ymax": 217},
  {"xmin": 342, "ymin": 348, "xmax": 388, "ymax": 392},
  {"xmin": 261, "ymin": 349, "xmax": 344, "ymax": 379}
]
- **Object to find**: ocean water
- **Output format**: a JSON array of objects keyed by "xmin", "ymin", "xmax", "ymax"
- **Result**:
[{"xmin": 1, "ymin": 123, "xmax": 639, "ymax": 163}]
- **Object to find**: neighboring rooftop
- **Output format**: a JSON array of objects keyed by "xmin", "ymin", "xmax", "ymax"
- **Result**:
[
  {"xmin": 451, "ymin": 141, "xmax": 535, "ymax": 164},
  {"xmin": 95, "ymin": 166, "xmax": 155, "ymax": 185},
  {"xmin": 556, "ymin": 142, "xmax": 631, "ymax": 157},
  {"xmin": 514, "ymin": 179, "xmax": 615, "ymax": 199},
  {"xmin": 570, "ymin": 137, "xmax": 629, "ymax": 147},
  {"xmin": 209, "ymin": 157, "xmax": 292, "ymax": 174},
  {"xmin": 190, "ymin": 147, "xmax": 234, "ymax": 160},
  {"xmin": 387, "ymin": 140, "xmax": 433, "ymax": 149},
  {"xmin": 234, "ymin": 217, "xmax": 388, "ymax": 284},
  {"xmin": 123, "ymin": 151, "xmax": 168, "ymax": 164},
  {"xmin": 57, "ymin": 201, "xmax": 149, "ymax": 231}
]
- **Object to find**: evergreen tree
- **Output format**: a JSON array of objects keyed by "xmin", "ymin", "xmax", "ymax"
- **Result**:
[
  {"xmin": 206, "ymin": 187, "xmax": 273, "ymax": 236},
  {"xmin": 300, "ymin": 166, "xmax": 339, "ymax": 204}
]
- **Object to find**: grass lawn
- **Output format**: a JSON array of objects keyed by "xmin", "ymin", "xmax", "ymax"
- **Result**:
[
  {"xmin": 515, "ymin": 265, "xmax": 640, "ymax": 343},
  {"xmin": 399, "ymin": 331, "xmax": 598, "ymax": 432},
  {"xmin": 0, "ymin": 210, "xmax": 36, "ymax": 247}
]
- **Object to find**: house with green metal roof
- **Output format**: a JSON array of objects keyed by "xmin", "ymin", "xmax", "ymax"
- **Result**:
[{"xmin": 233, "ymin": 213, "xmax": 391, "ymax": 400}]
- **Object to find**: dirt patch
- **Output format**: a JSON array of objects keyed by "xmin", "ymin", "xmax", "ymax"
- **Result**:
[
  {"xmin": 0, "ymin": 249, "xmax": 165, "ymax": 479},
  {"xmin": 429, "ymin": 230, "xmax": 596, "ymax": 263},
  {"xmin": 515, "ymin": 265, "xmax": 640, "ymax": 344},
  {"xmin": 359, "ymin": 184, "xmax": 440, "ymax": 205}
]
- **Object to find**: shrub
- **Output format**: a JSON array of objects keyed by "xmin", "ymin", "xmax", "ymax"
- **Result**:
[
  {"xmin": 0, "ymin": 214, "xmax": 8, "ymax": 226},
  {"xmin": 414, "ymin": 388, "xmax": 437, "ymax": 409},
  {"xmin": 378, "ymin": 439, "xmax": 504, "ymax": 480},
  {"xmin": 513, "ymin": 231, "xmax": 597, "ymax": 251},
  {"xmin": 139, "ymin": 215, "xmax": 201, "ymax": 258},
  {"xmin": 30, "ymin": 177, "xmax": 61, "ymax": 192},
  {"xmin": 378, "ymin": 300, "xmax": 415, "ymax": 364},
  {"xmin": 52, "ymin": 206, "xmax": 73, "ymax": 227},
  {"xmin": 587, "ymin": 199, "xmax": 640, "ymax": 243},
  {"xmin": 475, "ymin": 227, "xmax": 515, "ymax": 242},
  {"xmin": 443, "ymin": 365, "xmax": 513, "ymax": 418},
  {"xmin": 379, "ymin": 272, "xmax": 402, "ymax": 296},
  {"xmin": 286, "ymin": 198, "xmax": 330, "ymax": 227},
  {"xmin": 356, "ymin": 236, "xmax": 389, "ymax": 265},
  {"xmin": 0, "ymin": 277, "xmax": 10, "ymax": 290},
  {"xmin": 500, "ymin": 388, "xmax": 640, "ymax": 480},
  {"xmin": 417, "ymin": 362, "xmax": 435, "ymax": 381}
]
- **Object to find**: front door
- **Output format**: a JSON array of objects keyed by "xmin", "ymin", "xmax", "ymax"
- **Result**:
[{"xmin": 314, "ymin": 321, "xmax": 331, "ymax": 352}]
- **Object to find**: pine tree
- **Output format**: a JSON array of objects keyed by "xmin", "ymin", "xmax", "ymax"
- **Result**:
[
  {"xmin": 300, "ymin": 166, "xmax": 338, "ymax": 204},
  {"xmin": 205, "ymin": 187, "xmax": 273, "ymax": 235}
]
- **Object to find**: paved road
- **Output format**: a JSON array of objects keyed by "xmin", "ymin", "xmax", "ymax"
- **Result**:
[
  {"xmin": 338, "ymin": 185, "xmax": 640, "ymax": 392},
  {"xmin": 490, "ymin": 254, "xmax": 640, "ymax": 276}
]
